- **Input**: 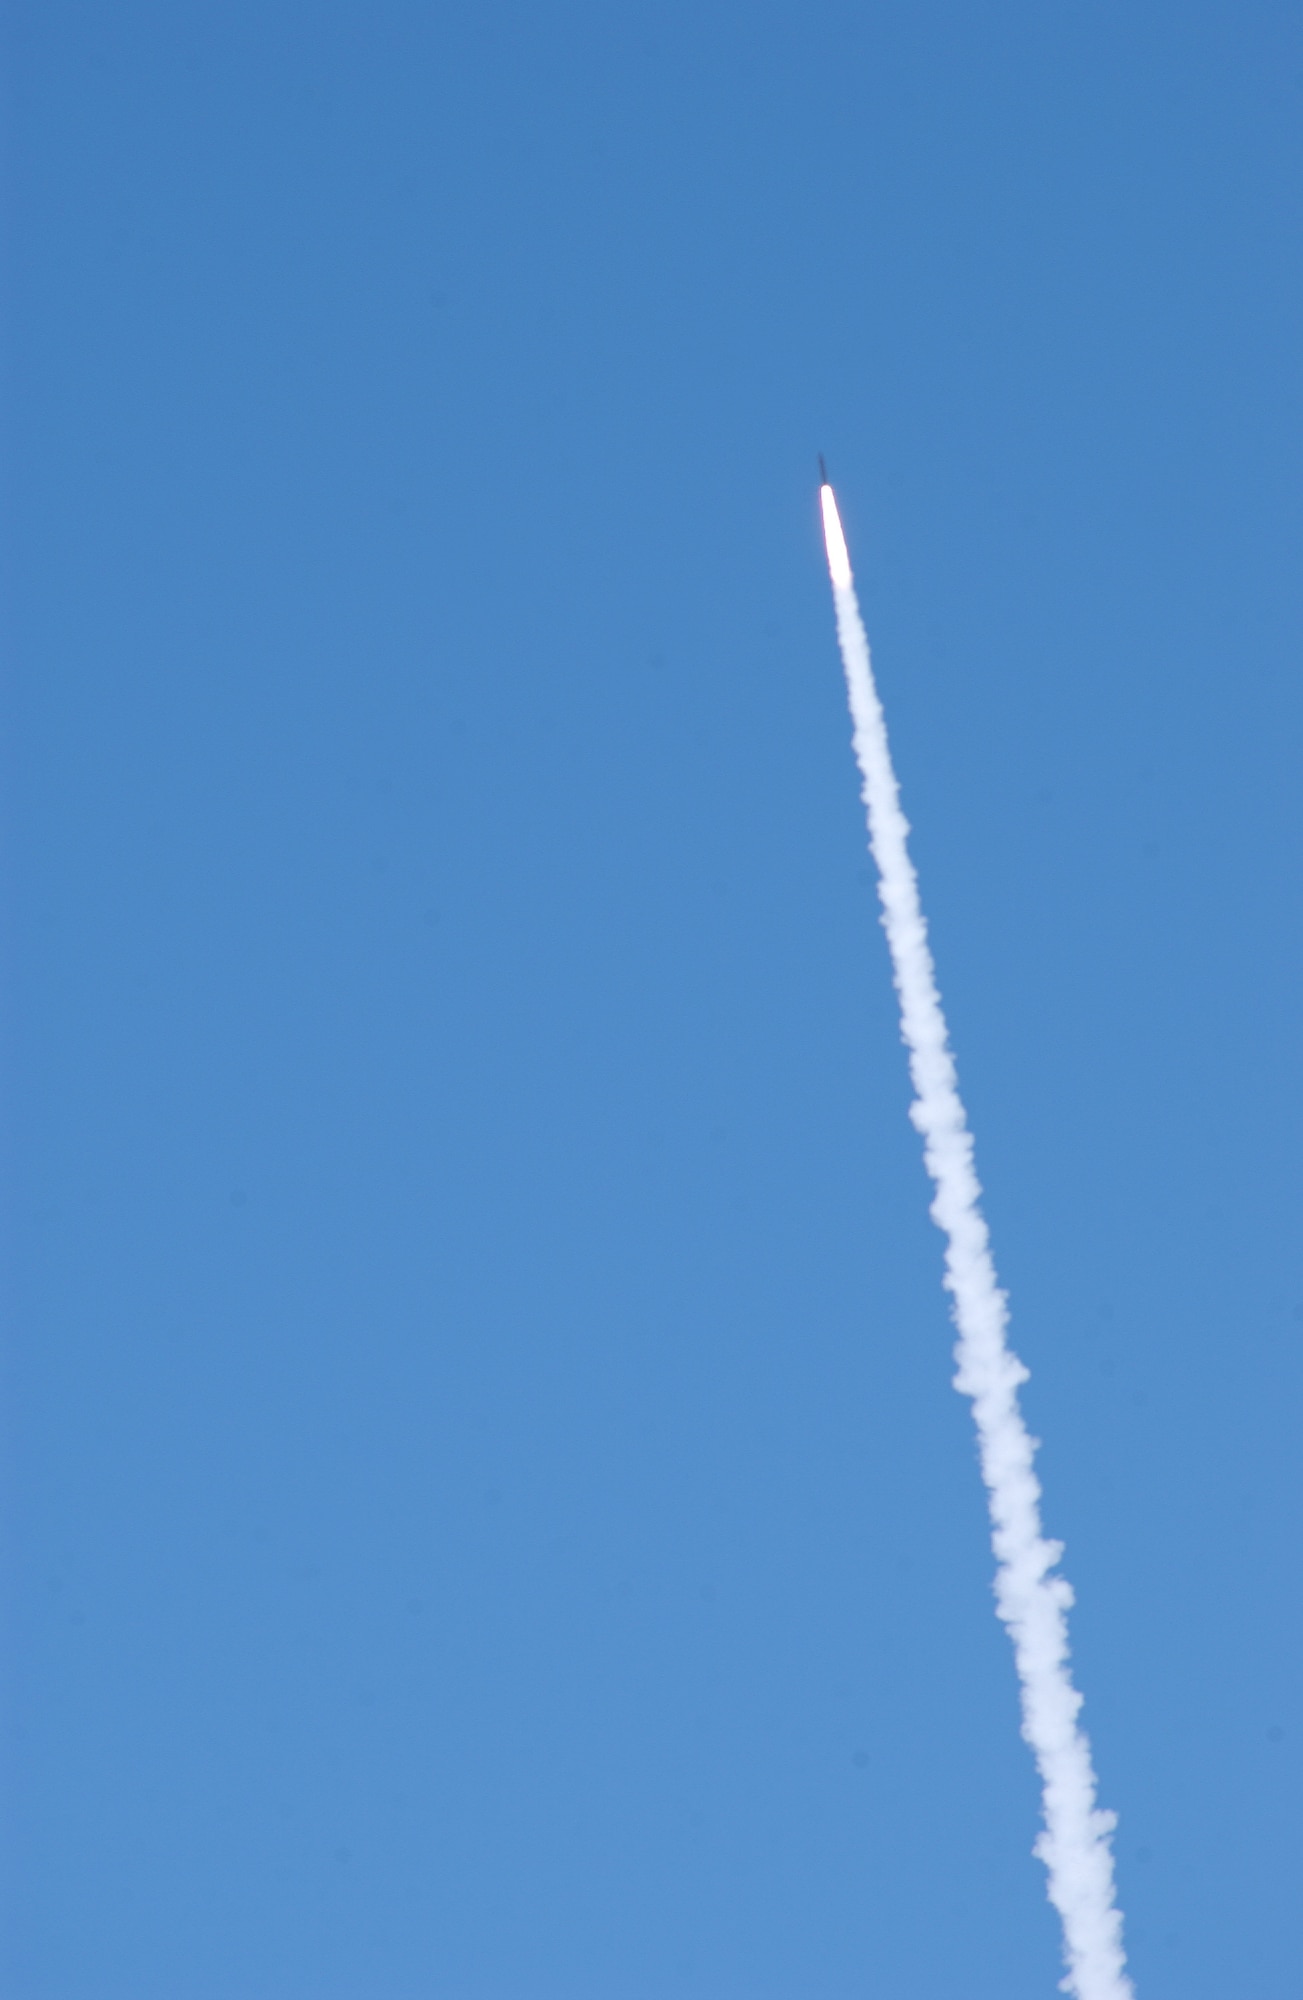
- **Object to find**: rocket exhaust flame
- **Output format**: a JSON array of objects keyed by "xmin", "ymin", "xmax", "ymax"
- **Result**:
[
  {"xmin": 820, "ymin": 481, "xmax": 1132, "ymax": 2000},
  {"xmin": 820, "ymin": 484, "xmax": 852, "ymax": 590}
]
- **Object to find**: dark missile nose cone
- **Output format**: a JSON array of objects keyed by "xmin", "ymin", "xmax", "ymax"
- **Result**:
[{"xmin": 818, "ymin": 453, "xmax": 829, "ymax": 486}]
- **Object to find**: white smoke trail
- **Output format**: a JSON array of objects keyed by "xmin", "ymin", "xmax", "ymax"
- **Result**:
[{"xmin": 820, "ymin": 483, "xmax": 1131, "ymax": 2000}]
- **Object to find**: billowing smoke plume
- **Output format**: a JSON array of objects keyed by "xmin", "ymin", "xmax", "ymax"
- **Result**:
[{"xmin": 820, "ymin": 482, "xmax": 1131, "ymax": 2000}]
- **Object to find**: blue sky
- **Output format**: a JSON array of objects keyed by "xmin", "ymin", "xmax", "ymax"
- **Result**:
[{"xmin": 3, "ymin": 3, "xmax": 1301, "ymax": 1996}]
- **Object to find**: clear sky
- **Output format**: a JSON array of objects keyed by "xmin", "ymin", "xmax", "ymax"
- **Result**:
[{"xmin": 3, "ymin": 4, "xmax": 1300, "ymax": 1997}]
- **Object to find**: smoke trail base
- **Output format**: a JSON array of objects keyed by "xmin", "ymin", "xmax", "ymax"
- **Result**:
[{"xmin": 819, "ymin": 479, "xmax": 1132, "ymax": 2000}]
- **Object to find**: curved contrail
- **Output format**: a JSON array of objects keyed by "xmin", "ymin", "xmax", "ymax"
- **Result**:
[{"xmin": 820, "ymin": 480, "xmax": 1132, "ymax": 2000}]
